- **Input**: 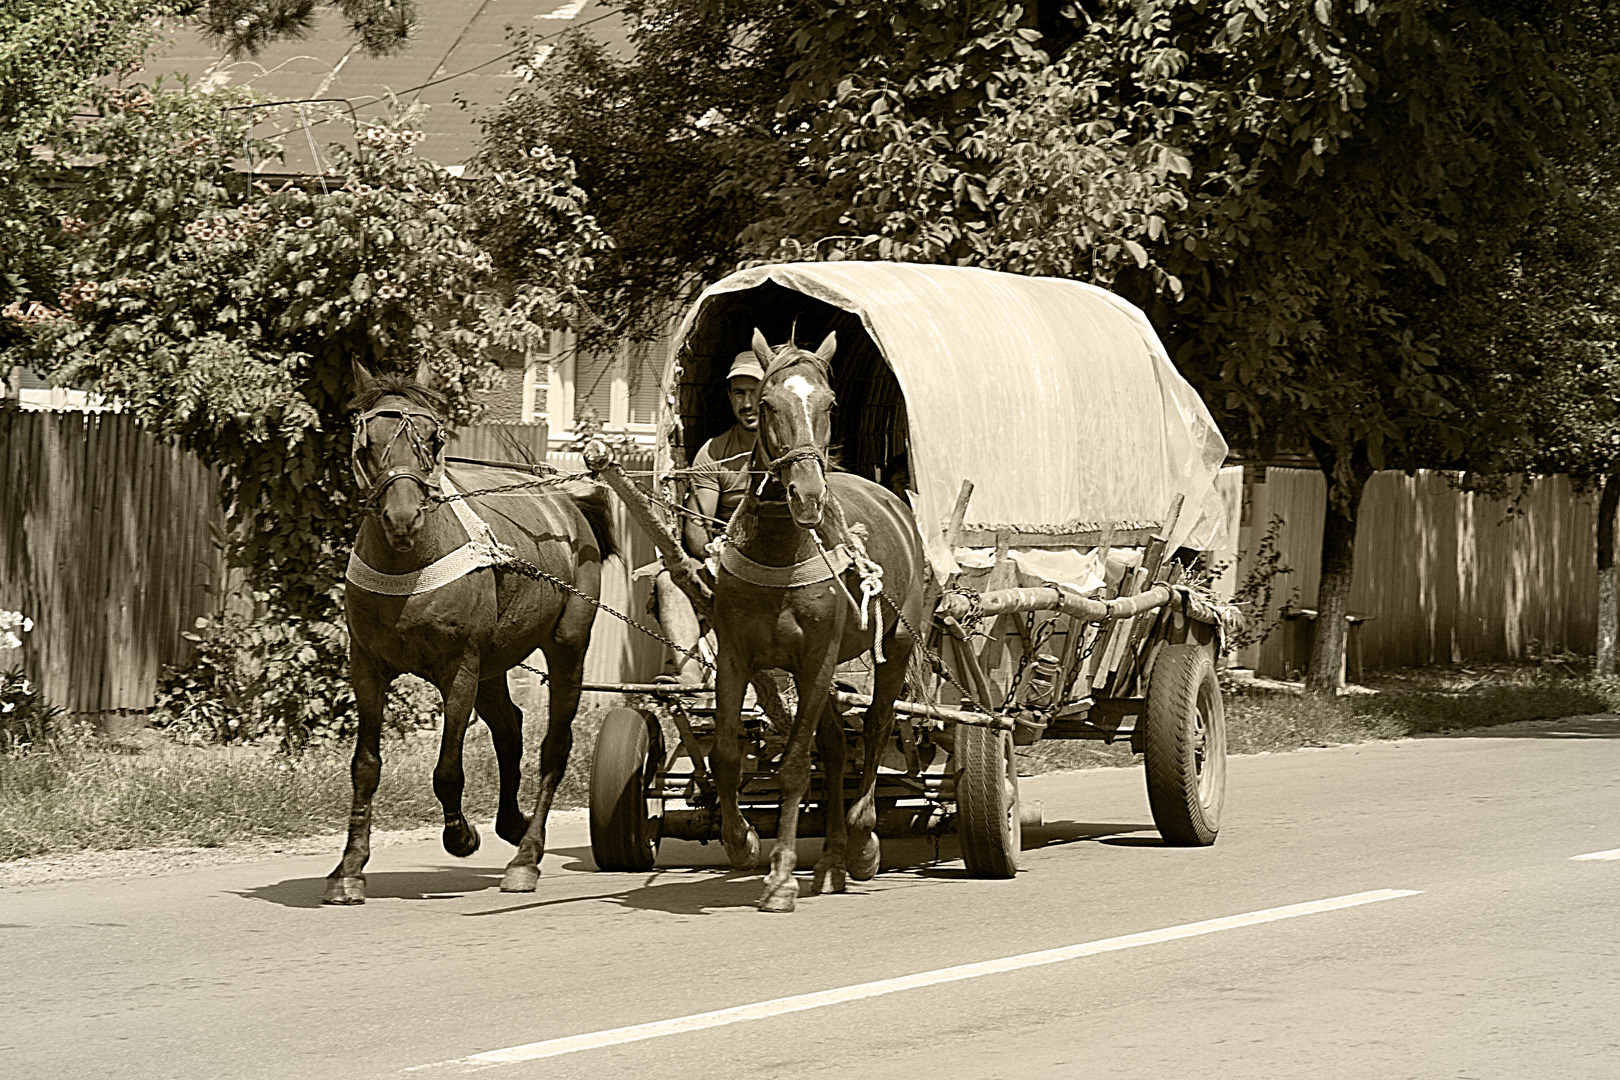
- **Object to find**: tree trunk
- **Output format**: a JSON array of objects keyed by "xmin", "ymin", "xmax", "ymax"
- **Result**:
[
  {"xmin": 1597, "ymin": 471, "xmax": 1620, "ymax": 677},
  {"xmin": 1305, "ymin": 439, "xmax": 1373, "ymax": 697}
]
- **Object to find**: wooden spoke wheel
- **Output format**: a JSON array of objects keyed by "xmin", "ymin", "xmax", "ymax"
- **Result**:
[
  {"xmin": 956, "ymin": 723, "xmax": 1021, "ymax": 878},
  {"xmin": 1143, "ymin": 644, "xmax": 1226, "ymax": 846},
  {"xmin": 589, "ymin": 708, "xmax": 665, "ymax": 872}
]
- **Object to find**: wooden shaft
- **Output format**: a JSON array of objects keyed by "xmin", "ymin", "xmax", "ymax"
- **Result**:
[{"xmin": 581, "ymin": 438, "xmax": 713, "ymax": 617}]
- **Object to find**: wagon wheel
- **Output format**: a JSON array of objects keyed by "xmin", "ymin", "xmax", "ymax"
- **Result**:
[
  {"xmin": 956, "ymin": 723, "xmax": 1020, "ymax": 878},
  {"xmin": 1142, "ymin": 644, "xmax": 1226, "ymax": 846},
  {"xmin": 589, "ymin": 708, "xmax": 666, "ymax": 872}
]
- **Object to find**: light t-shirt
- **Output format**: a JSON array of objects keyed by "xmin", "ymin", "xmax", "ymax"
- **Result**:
[{"xmin": 689, "ymin": 425, "xmax": 757, "ymax": 522}]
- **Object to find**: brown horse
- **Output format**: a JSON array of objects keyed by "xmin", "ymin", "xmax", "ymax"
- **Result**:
[
  {"xmin": 711, "ymin": 330, "xmax": 928, "ymax": 912},
  {"xmin": 325, "ymin": 359, "xmax": 615, "ymax": 904}
]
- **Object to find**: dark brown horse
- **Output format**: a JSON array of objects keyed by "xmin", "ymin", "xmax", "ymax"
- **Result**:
[
  {"xmin": 325, "ymin": 359, "xmax": 615, "ymax": 904},
  {"xmin": 711, "ymin": 330, "xmax": 928, "ymax": 912}
]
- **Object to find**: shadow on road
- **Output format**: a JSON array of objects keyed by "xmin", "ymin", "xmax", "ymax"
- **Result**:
[
  {"xmin": 231, "ymin": 866, "xmax": 508, "ymax": 908},
  {"xmin": 1023, "ymin": 820, "xmax": 1161, "ymax": 850},
  {"xmin": 1422, "ymin": 714, "xmax": 1620, "ymax": 741}
]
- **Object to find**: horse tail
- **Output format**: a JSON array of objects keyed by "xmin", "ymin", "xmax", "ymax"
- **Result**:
[{"xmin": 569, "ymin": 482, "xmax": 619, "ymax": 564}]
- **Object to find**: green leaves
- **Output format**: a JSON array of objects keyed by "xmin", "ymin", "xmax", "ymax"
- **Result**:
[{"xmin": 11, "ymin": 86, "xmax": 599, "ymax": 621}]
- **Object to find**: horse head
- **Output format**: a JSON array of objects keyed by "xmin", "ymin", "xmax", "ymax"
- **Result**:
[
  {"xmin": 350, "ymin": 358, "xmax": 448, "ymax": 552},
  {"xmin": 752, "ymin": 327, "xmax": 837, "ymax": 528}
]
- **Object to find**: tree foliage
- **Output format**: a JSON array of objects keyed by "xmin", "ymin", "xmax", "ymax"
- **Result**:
[{"xmin": 7, "ymin": 84, "xmax": 604, "ymax": 620}]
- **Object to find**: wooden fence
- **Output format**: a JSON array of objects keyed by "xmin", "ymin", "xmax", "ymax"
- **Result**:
[
  {"xmin": 1236, "ymin": 468, "xmax": 1599, "ymax": 678},
  {"xmin": 450, "ymin": 422, "xmax": 547, "ymax": 465},
  {"xmin": 0, "ymin": 410, "xmax": 224, "ymax": 720}
]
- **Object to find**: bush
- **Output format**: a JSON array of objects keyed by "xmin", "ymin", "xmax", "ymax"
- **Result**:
[
  {"xmin": 0, "ymin": 666, "xmax": 68, "ymax": 755},
  {"xmin": 154, "ymin": 611, "xmax": 444, "ymax": 750}
]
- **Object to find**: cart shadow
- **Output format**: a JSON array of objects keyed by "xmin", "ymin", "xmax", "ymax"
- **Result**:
[{"xmin": 1023, "ymin": 820, "xmax": 1162, "ymax": 849}]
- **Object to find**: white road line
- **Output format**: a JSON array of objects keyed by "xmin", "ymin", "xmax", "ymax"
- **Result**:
[
  {"xmin": 1571, "ymin": 848, "xmax": 1620, "ymax": 860},
  {"xmin": 404, "ymin": 889, "xmax": 1421, "ymax": 1073}
]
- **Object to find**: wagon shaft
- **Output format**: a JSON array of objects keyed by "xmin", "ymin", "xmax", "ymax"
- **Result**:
[{"xmin": 936, "ymin": 583, "xmax": 1240, "ymax": 631}]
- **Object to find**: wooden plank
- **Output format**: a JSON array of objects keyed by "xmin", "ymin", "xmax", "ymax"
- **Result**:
[
  {"xmin": 942, "ymin": 480, "xmax": 974, "ymax": 548},
  {"xmin": 955, "ymin": 526, "xmax": 1156, "ymax": 549}
]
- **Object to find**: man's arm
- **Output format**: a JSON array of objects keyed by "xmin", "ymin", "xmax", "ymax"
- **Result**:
[{"xmin": 684, "ymin": 484, "xmax": 719, "ymax": 558}]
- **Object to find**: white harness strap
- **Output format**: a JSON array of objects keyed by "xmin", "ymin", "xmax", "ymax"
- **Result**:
[{"xmin": 344, "ymin": 476, "xmax": 515, "ymax": 596}]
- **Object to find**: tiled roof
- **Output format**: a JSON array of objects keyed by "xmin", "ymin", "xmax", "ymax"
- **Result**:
[{"xmin": 145, "ymin": 0, "xmax": 629, "ymax": 173}]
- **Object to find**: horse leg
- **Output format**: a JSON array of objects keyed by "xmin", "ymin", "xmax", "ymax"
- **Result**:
[
  {"xmin": 713, "ymin": 644, "xmax": 760, "ymax": 872},
  {"xmin": 434, "ymin": 658, "xmax": 483, "ymax": 858},
  {"xmin": 848, "ymin": 618, "xmax": 915, "ymax": 881},
  {"xmin": 502, "ymin": 592, "xmax": 592, "ymax": 892},
  {"xmin": 324, "ymin": 648, "xmax": 392, "ymax": 904},
  {"xmin": 762, "ymin": 654, "xmax": 836, "ymax": 913},
  {"xmin": 810, "ymin": 682, "xmax": 849, "ymax": 897},
  {"xmin": 476, "ymin": 676, "xmax": 530, "ymax": 847}
]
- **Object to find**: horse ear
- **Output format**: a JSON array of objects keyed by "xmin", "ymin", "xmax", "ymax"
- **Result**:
[
  {"xmin": 814, "ymin": 331, "xmax": 837, "ymax": 363},
  {"xmin": 413, "ymin": 357, "xmax": 434, "ymax": 388},
  {"xmin": 751, "ymin": 327, "xmax": 774, "ymax": 367},
  {"xmin": 353, "ymin": 359, "xmax": 376, "ymax": 393}
]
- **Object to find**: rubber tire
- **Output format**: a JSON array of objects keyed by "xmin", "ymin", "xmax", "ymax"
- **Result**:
[
  {"xmin": 957, "ymin": 724, "xmax": 1021, "ymax": 878},
  {"xmin": 589, "ymin": 708, "xmax": 664, "ymax": 872},
  {"xmin": 1143, "ymin": 644, "xmax": 1226, "ymax": 846}
]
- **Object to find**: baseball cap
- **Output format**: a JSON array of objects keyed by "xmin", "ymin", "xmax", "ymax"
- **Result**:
[{"xmin": 727, "ymin": 350, "xmax": 766, "ymax": 382}]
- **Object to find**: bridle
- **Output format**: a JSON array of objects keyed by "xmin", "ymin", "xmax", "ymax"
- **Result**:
[
  {"xmin": 350, "ymin": 402, "xmax": 447, "ymax": 517},
  {"xmin": 755, "ymin": 348, "xmax": 832, "ymax": 483}
]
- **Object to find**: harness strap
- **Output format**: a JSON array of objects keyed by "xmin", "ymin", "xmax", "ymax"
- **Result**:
[
  {"xmin": 345, "ymin": 477, "xmax": 514, "ymax": 596},
  {"xmin": 718, "ymin": 543, "xmax": 853, "ymax": 588}
]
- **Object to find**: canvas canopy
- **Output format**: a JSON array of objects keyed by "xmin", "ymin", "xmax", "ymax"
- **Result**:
[{"xmin": 657, "ymin": 262, "xmax": 1229, "ymax": 578}]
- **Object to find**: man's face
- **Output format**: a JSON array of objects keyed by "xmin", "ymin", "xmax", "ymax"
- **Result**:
[{"xmin": 728, "ymin": 376, "xmax": 760, "ymax": 431}]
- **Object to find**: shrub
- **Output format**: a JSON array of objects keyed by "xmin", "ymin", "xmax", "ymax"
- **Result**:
[{"xmin": 154, "ymin": 610, "xmax": 444, "ymax": 750}]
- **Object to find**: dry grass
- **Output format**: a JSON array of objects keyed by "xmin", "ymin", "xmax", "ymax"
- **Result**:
[{"xmin": 0, "ymin": 709, "xmax": 606, "ymax": 862}]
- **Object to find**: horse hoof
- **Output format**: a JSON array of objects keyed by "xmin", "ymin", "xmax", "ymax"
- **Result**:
[
  {"xmin": 495, "ymin": 812, "xmax": 532, "ymax": 847},
  {"xmin": 724, "ymin": 829, "xmax": 761, "ymax": 871},
  {"xmin": 443, "ymin": 821, "xmax": 481, "ymax": 858},
  {"xmin": 322, "ymin": 877, "xmax": 366, "ymax": 905},
  {"xmin": 758, "ymin": 881, "xmax": 799, "ymax": 913},
  {"xmin": 848, "ymin": 836, "xmax": 881, "ymax": 881},
  {"xmin": 811, "ymin": 862, "xmax": 847, "ymax": 896},
  {"xmin": 500, "ymin": 864, "xmax": 540, "ymax": 893}
]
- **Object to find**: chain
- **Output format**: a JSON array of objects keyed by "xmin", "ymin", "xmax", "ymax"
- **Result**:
[
  {"xmin": 430, "ymin": 471, "xmax": 582, "ymax": 503},
  {"xmin": 497, "ymin": 552, "xmax": 716, "ymax": 673}
]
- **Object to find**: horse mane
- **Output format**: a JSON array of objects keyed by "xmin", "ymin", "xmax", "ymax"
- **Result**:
[{"xmin": 349, "ymin": 373, "xmax": 446, "ymax": 414}]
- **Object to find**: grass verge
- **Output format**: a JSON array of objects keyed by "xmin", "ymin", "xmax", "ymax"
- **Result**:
[
  {"xmin": 4, "ymin": 665, "xmax": 1618, "ymax": 863},
  {"xmin": 0, "ymin": 709, "xmax": 605, "ymax": 862},
  {"xmin": 1020, "ymin": 665, "xmax": 1620, "ymax": 773}
]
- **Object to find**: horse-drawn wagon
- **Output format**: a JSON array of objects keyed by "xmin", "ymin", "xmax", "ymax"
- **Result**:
[{"xmin": 582, "ymin": 262, "xmax": 1239, "ymax": 903}]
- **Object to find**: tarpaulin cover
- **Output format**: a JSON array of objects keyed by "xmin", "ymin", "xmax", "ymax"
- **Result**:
[{"xmin": 665, "ymin": 262, "xmax": 1229, "ymax": 575}]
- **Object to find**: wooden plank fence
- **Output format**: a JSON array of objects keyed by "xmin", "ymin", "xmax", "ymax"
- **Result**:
[
  {"xmin": 450, "ymin": 422, "xmax": 547, "ymax": 465},
  {"xmin": 0, "ymin": 409, "xmax": 225, "ymax": 720},
  {"xmin": 1236, "ymin": 468, "xmax": 1599, "ymax": 678}
]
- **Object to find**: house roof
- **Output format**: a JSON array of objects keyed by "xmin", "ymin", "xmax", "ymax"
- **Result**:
[{"xmin": 145, "ymin": 0, "xmax": 630, "ymax": 174}]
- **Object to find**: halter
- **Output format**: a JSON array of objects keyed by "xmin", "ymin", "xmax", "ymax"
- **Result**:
[
  {"xmin": 755, "ymin": 347, "xmax": 833, "ymax": 483},
  {"xmin": 350, "ymin": 403, "xmax": 447, "ymax": 517}
]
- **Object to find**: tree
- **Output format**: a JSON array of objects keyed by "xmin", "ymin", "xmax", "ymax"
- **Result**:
[
  {"xmin": 502, "ymin": 0, "xmax": 1615, "ymax": 692},
  {"xmin": 10, "ymin": 88, "xmax": 602, "ymax": 616},
  {"xmin": 1463, "ymin": 152, "xmax": 1620, "ymax": 674}
]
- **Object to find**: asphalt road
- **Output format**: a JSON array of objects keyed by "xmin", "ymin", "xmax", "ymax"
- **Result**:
[{"xmin": 4, "ymin": 715, "xmax": 1619, "ymax": 1080}]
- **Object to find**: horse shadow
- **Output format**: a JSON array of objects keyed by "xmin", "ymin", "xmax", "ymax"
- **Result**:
[{"xmin": 231, "ymin": 821, "xmax": 1165, "ymax": 912}]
